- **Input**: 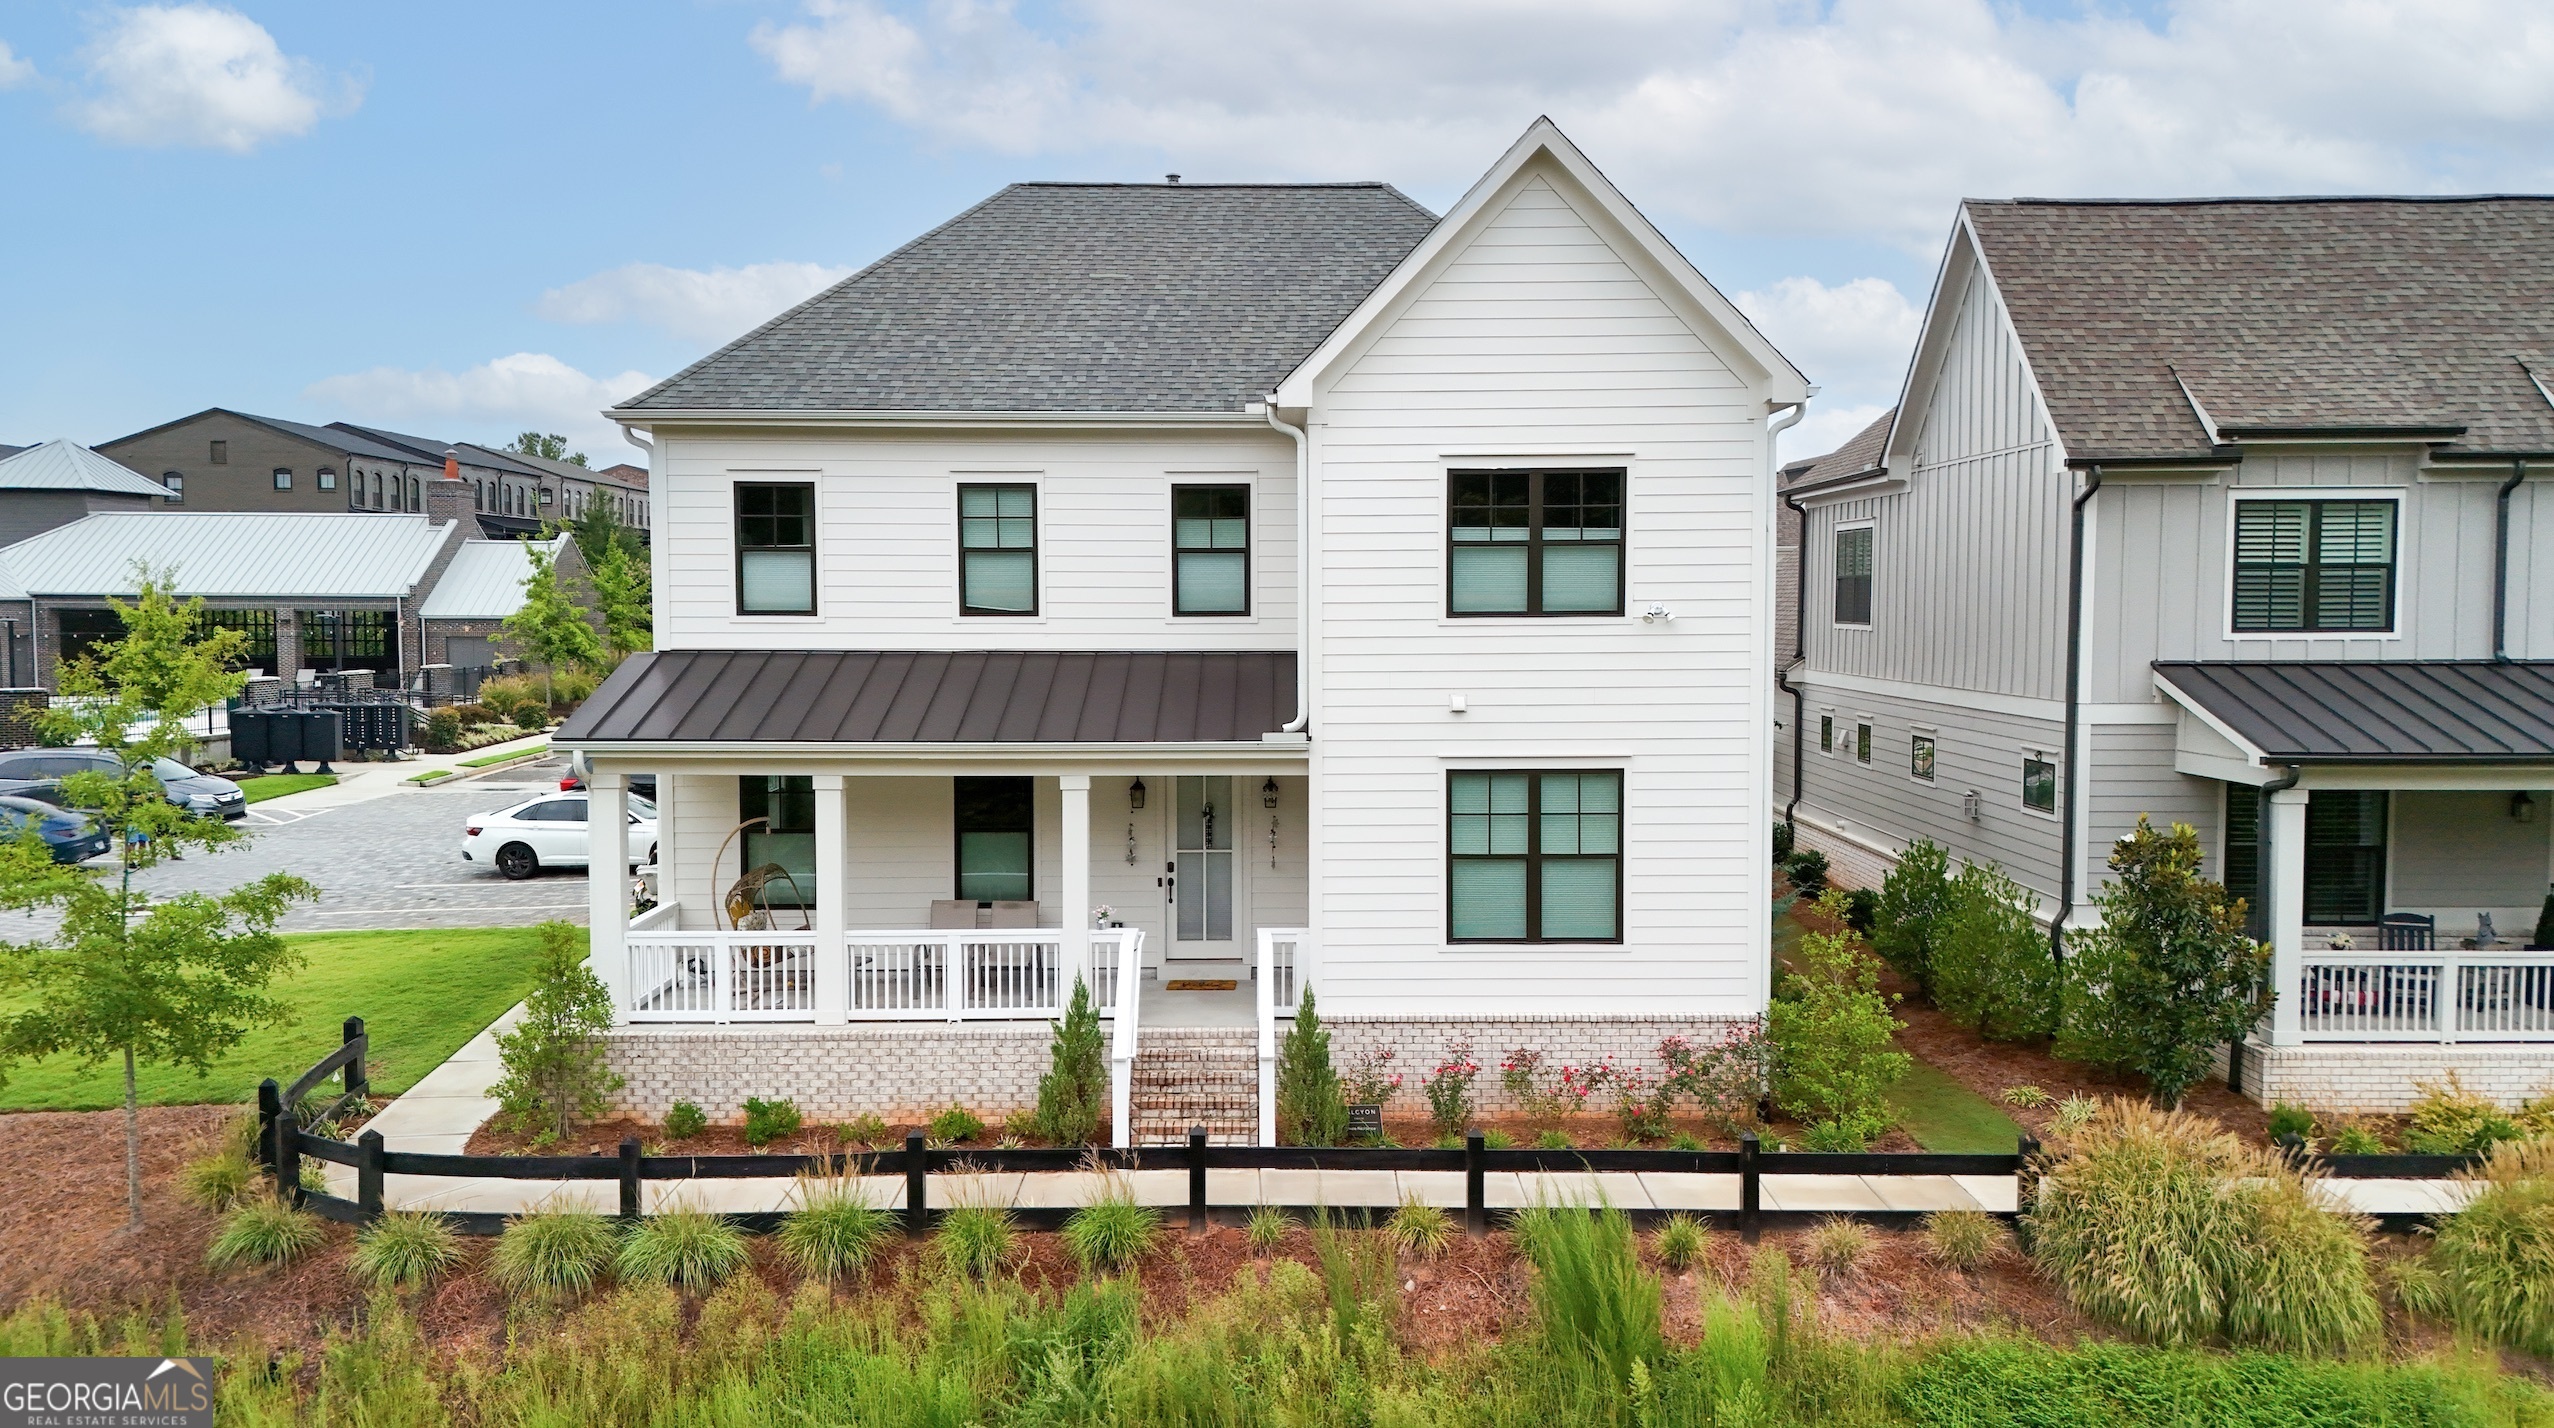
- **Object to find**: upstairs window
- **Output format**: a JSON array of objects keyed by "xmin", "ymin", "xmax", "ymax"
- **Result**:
[
  {"xmin": 1911, "ymin": 733, "xmax": 1936, "ymax": 782},
  {"xmin": 959, "ymin": 484, "xmax": 1038, "ymax": 615},
  {"xmin": 208, "ymin": 440, "xmax": 227, "ymax": 464},
  {"xmin": 161, "ymin": 472, "xmax": 183, "ymax": 504},
  {"xmin": 1173, "ymin": 485, "xmax": 1250, "ymax": 615},
  {"xmin": 1448, "ymin": 470, "xmax": 1623, "ymax": 615},
  {"xmin": 2233, "ymin": 499, "xmax": 2396, "ymax": 632},
  {"xmin": 272, "ymin": 468, "xmax": 292, "ymax": 491},
  {"xmin": 1448, "ymin": 770, "xmax": 1622, "ymax": 943},
  {"xmin": 955, "ymin": 776, "xmax": 1034, "ymax": 902},
  {"xmin": 2023, "ymin": 752, "xmax": 2057, "ymax": 814},
  {"xmin": 1834, "ymin": 524, "xmax": 1873, "ymax": 625},
  {"xmin": 1855, "ymin": 721, "xmax": 1872, "ymax": 765},
  {"xmin": 318, "ymin": 468, "xmax": 337, "ymax": 491},
  {"xmin": 736, "ymin": 482, "xmax": 816, "ymax": 615}
]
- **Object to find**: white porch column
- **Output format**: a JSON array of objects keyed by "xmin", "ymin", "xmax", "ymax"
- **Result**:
[
  {"xmin": 814, "ymin": 773, "xmax": 848, "ymax": 1025},
  {"xmin": 2268, "ymin": 786, "xmax": 2309, "ymax": 1048},
  {"xmin": 1060, "ymin": 774, "xmax": 1092, "ymax": 1002},
  {"xmin": 588, "ymin": 771, "xmax": 631, "ymax": 1022},
  {"xmin": 650, "ymin": 773, "xmax": 678, "ymax": 920}
]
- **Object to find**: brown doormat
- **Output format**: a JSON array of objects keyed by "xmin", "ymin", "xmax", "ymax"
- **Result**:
[{"xmin": 1164, "ymin": 979, "xmax": 1239, "ymax": 992}]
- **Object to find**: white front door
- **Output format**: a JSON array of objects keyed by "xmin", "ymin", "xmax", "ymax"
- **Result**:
[{"xmin": 1167, "ymin": 775, "xmax": 1243, "ymax": 960}]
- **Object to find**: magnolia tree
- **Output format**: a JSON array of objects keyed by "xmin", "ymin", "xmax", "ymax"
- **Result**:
[{"xmin": 0, "ymin": 574, "xmax": 315, "ymax": 1227}]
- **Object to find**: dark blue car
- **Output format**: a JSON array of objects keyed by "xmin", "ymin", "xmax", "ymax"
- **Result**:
[{"xmin": 0, "ymin": 795, "xmax": 109, "ymax": 863}]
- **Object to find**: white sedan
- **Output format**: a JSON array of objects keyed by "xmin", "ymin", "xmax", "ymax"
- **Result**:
[{"xmin": 463, "ymin": 793, "xmax": 658, "ymax": 880}]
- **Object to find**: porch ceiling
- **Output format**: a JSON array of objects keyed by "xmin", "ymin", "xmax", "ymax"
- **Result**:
[
  {"xmin": 2154, "ymin": 660, "xmax": 2554, "ymax": 764},
  {"xmin": 558, "ymin": 649, "xmax": 1298, "ymax": 745}
]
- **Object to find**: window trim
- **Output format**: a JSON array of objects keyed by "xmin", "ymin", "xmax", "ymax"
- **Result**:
[
  {"xmin": 1444, "ymin": 467, "xmax": 1628, "ymax": 619},
  {"xmin": 1818, "ymin": 709, "xmax": 1835, "ymax": 757},
  {"xmin": 1445, "ymin": 768, "xmax": 1626, "ymax": 946},
  {"xmin": 1854, "ymin": 719, "xmax": 1873, "ymax": 766},
  {"xmin": 2021, "ymin": 750, "xmax": 2059, "ymax": 818},
  {"xmin": 953, "ymin": 775, "xmax": 1036, "ymax": 903},
  {"xmin": 734, "ymin": 480, "xmax": 818, "ymax": 617},
  {"xmin": 271, "ymin": 468, "xmax": 293, "ymax": 491},
  {"xmin": 1831, "ymin": 519, "xmax": 1875, "ymax": 629},
  {"xmin": 1170, "ymin": 482, "xmax": 1253, "ymax": 617},
  {"xmin": 1909, "ymin": 729, "xmax": 1937, "ymax": 783},
  {"xmin": 160, "ymin": 472, "xmax": 183, "ymax": 505},
  {"xmin": 957, "ymin": 481, "xmax": 1041, "ymax": 618},
  {"xmin": 317, "ymin": 468, "xmax": 337, "ymax": 492},
  {"xmin": 2221, "ymin": 487, "xmax": 2405, "ymax": 640}
]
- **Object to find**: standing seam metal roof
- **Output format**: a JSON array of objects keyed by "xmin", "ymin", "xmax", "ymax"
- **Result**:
[
  {"xmin": 0, "ymin": 513, "xmax": 460, "ymax": 598},
  {"xmin": 416, "ymin": 537, "xmax": 565, "ymax": 620},
  {"xmin": 0, "ymin": 440, "xmax": 178, "ymax": 497},
  {"xmin": 2155, "ymin": 660, "xmax": 2554, "ymax": 762}
]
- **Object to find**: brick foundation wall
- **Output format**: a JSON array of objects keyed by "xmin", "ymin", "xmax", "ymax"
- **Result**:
[
  {"xmin": 1324, "ymin": 1015, "xmax": 1758, "ymax": 1116},
  {"xmin": 605, "ymin": 1023, "xmax": 1053, "ymax": 1123},
  {"xmin": 1787, "ymin": 819, "xmax": 1895, "ymax": 892},
  {"xmin": 2214, "ymin": 1038, "xmax": 2554, "ymax": 1112}
]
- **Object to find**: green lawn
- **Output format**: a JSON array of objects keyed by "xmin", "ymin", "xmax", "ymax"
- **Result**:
[
  {"xmin": 1890, "ymin": 1057, "xmax": 2028, "ymax": 1153},
  {"xmin": 235, "ymin": 772, "xmax": 337, "ymax": 804},
  {"xmin": 0, "ymin": 925, "xmax": 562, "ymax": 1112},
  {"xmin": 459, "ymin": 743, "xmax": 545, "ymax": 768}
]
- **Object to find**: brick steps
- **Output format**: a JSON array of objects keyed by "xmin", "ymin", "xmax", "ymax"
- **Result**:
[{"xmin": 1129, "ymin": 1030, "xmax": 1258, "ymax": 1145}]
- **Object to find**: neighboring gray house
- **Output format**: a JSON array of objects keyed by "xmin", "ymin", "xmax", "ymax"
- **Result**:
[
  {"xmin": 0, "ymin": 440, "xmax": 175, "ymax": 544},
  {"xmin": 96, "ymin": 408, "xmax": 450, "ymax": 518},
  {"xmin": 1779, "ymin": 197, "xmax": 2554, "ymax": 1111}
]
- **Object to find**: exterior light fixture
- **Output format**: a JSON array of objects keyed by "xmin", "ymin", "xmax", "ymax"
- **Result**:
[
  {"xmin": 1128, "ymin": 778, "xmax": 1146, "ymax": 811},
  {"xmin": 2515, "ymin": 791, "xmax": 2537, "ymax": 824},
  {"xmin": 1261, "ymin": 776, "xmax": 1280, "ymax": 809}
]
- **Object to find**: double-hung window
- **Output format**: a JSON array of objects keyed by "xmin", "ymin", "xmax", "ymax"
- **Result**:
[
  {"xmin": 2232, "ymin": 499, "xmax": 2396, "ymax": 632},
  {"xmin": 1448, "ymin": 770, "xmax": 1622, "ymax": 942},
  {"xmin": 959, "ymin": 484, "xmax": 1038, "ymax": 615},
  {"xmin": 1172, "ymin": 485, "xmax": 1249, "ymax": 614},
  {"xmin": 1833, "ymin": 525, "xmax": 1873, "ymax": 625},
  {"xmin": 1448, "ymin": 470, "xmax": 1623, "ymax": 615},
  {"xmin": 736, "ymin": 482, "xmax": 816, "ymax": 615},
  {"xmin": 955, "ymin": 776, "xmax": 1034, "ymax": 901}
]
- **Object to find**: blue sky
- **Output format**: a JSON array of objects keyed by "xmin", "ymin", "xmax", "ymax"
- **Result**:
[{"xmin": 6, "ymin": 0, "xmax": 2553, "ymax": 463}]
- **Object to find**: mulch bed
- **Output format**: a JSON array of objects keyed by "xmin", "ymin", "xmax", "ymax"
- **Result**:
[{"xmin": 464, "ymin": 1116, "xmax": 1097, "ymax": 1158}]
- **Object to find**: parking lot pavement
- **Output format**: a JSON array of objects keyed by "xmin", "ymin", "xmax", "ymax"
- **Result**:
[{"xmin": 0, "ymin": 756, "xmax": 607, "ymax": 936}]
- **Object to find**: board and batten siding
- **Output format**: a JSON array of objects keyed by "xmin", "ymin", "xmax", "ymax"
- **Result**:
[
  {"xmin": 651, "ymin": 427, "xmax": 1297, "ymax": 652},
  {"xmin": 1304, "ymin": 167, "xmax": 1770, "ymax": 1018},
  {"xmin": 1797, "ymin": 266, "xmax": 2070, "ymax": 703}
]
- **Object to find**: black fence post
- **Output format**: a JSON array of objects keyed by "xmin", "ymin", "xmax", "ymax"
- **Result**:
[
  {"xmin": 905, "ymin": 1132, "xmax": 929, "ymax": 1238},
  {"xmin": 2226, "ymin": 1039, "xmax": 2243, "ymax": 1095},
  {"xmin": 275, "ymin": 1102, "xmax": 303, "ymax": 1208},
  {"xmin": 1464, "ymin": 1130, "xmax": 1486, "ymax": 1236},
  {"xmin": 357, "ymin": 1130, "xmax": 385, "ymax": 1220},
  {"xmin": 1739, "ymin": 1131, "xmax": 1761, "ymax": 1243},
  {"xmin": 619, "ymin": 1137, "xmax": 642, "ymax": 1220},
  {"xmin": 1188, "ymin": 1127, "xmax": 1208, "ymax": 1233},
  {"xmin": 342, "ymin": 1016, "xmax": 368, "ymax": 1101},
  {"xmin": 255, "ymin": 1078, "xmax": 281, "ymax": 1172},
  {"xmin": 2016, "ymin": 1134, "xmax": 2042, "ymax": 1237}
]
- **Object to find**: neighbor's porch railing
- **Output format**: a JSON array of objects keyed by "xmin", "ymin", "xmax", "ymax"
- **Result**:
[
  {"xmin": 625, "ymin": 910, "xmax": 1140, "ymax": 1026},
  {"xmin": 2298, "ymin": 949, "xmax": 2554, "ymax": 1042},
  {"xmin": 1256, "ymin": 927, "xmax": 1311, "ymax": 1145}
]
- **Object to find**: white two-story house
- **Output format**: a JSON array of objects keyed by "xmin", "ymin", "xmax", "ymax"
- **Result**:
[{"xmin": 560, "ymin": 120, "xmax": 1809, "ymax": 1143}]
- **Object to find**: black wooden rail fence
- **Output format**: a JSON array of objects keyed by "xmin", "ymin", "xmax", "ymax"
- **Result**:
[{"xmin": 256, "ymin": 1020, "xmax": 2478, "ymax": 1239}]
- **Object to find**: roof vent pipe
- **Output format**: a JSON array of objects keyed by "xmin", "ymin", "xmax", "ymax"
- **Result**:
[{"xmin": 2496, "ymin": 458, "xmax": 2528, "ymax": 662}]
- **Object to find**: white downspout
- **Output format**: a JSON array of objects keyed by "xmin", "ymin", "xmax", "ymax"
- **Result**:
[{"xmin": 1265, "ymin": 399, "xmax": 1311, "ymax": 734}]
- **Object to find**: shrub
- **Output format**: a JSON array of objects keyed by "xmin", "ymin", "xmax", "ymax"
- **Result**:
[
  {"xmin": 664, "ymin": 1102, "xmax": 707, "ymax": 1141},
  {"xmin": 617, "ymin": 1208, "xmax": 750, "ymax": 1291},
  {"xmin": 1652, "ymin": 1213, "xmax": 1707, "ymax": 1272},
  {"xmin": 1839, "ymin": 886, "xmax": 1880, "ymax": 934},
  {"xmin": 2406, "ymin": 1073, "xmax": 2526, "ymax": 1155},
  {"xmin": 490, "ymin": 921, "xmax": 622, "ymax": 1140},
  {"xmin": 490, "ymin": 1208, "xmax": 618, "ymax": 1298},
  {"xmin": 2266, "ymin": 1102, "xmax": 2315, "ymax": 1141},
  {"xmin": 449, "ymin": 702, "xmax": 493, "ymax": 729},
  {"xmin": 1519, "ymin": 1204, "xmax": 1662, "ymax": 1396},
  {"xmin": 1245, "ymin": 1204, "xmax": 1294, "ymax": 1254},
  {"xmin": 2001, "ymin": 1085, "xmax": 2051, "ymax": 1109},
  {"xmin": 2055, "ymin": 818, "xmax": 2269, "ymax": 1108},
  {"xmin": 928, "ymin": 1103, "xmax": 985, "ymax": 1144},
  {"xmin": 1771, "ymin": 820, "xmax": 1794, "ymax": 864},
  {"xmin": 1873, "ymin": 838, "xmax": 1953, "ymax": 993},
  {"xmin": 1342, "ymin": 1045, "xmax": 1401, "ymax": 1109},
  {"xmin": 1422, "ymin": 1042, "xmax": 1481, "ymax": 1135},
  {"xmin": 2052, "ymin": 1094, "xmax": 2099, "ymax": 1140},
  {"xmin": 1767, "ymin": 892, "xmax": 1908, "ymax": 1149},
  {"xmin": 2331, "ymin": 1122, "xmax": 2388, "ymax": 1155},
  {"xmin": 1659, "ymin": 1024, "xmax": 1773, "ymax": 1132},
  {"xmin": 1933, "ymin": 860, "xmax": 2060, "ymax": 1042},
  {"xmin": 1481, "ymin": 1128, "xmax": 1516, "ymax": 1150},
  {"xmin": 1781, "ymin": 848, "xmax": 1829, "ymax": 897},
  {"xmin": 1922, "ymin": 1208, "xmax": 2002, "ymax": 1271},
  {"xmin": 779, "ymin": 1174, "xmax": 894, "ymax": 1283},
  {"xmin": 1062, "ymin": 1191, "xmax": 1162, "ymax": 1275},
  {"xmin": 743, "ymin": 1096, "xmax": 803, "ymax": 1148},
  {"xmin": 420, "ymin": 707, "xmax": 462, "ymax": 754},
  {"xmin": 206, "ymin": 1192, "xmax": 324, "ymax": 1270},
  {"xmin": 181, "ymin": 1150, "xmax": 255, "ymax": 1211},
  {"xmin": 1024, "ymin": 975, "xmax": 1106, "ymax": 1145},
  {"xmin": 1535, "ymin": 1130, "xmax": 1572, "ymax": 1150},
  {"xmin": 2026, "ymin": 1098, "xmax": 2378, "ymax": 1352},
  {"xmin": 1276, "ymin": 990, "xmax": 1348, "ymax": 1146},
  {"xmin": 1806, "ymin": 1216, "xmax": 1872, "ymax": 1278},
  {"xmin": 2396, "ymin": 1137, "xmax": 2554, "ymax": 1354},
  {"xmin": 352, "ymin": 1211, "xmax": 462, "ymax": 1290},
  {"xmin": 935, "ymin": 1205, "xmax": 1015, "ymax": 1280},
  {"xmin": 841, "ymin": 1113, "xmax": 891, "ymax": 1148},
  {"xmin": 1387, "ymin": 1196, "xmax": 1454, "ymax": 1260}
]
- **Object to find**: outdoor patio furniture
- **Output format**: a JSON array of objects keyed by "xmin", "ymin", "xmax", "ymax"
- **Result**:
[{"xmin": 2379, "ymin": 913, "xmax": 2436, "ymax": 951}]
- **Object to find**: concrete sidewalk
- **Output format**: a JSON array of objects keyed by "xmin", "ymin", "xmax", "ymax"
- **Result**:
[{"xmin": 254, "ymin": 730, "xmax": 556, "ymax": 815}]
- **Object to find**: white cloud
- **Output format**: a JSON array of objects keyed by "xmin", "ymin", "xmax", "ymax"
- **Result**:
[
  {"xmin": 304, "ymin": 354, "xmax": 655, "ymax": 460},
  {"xmin": 0, "ymin": 41, "xmax": 36, "ymax": 89},
  {"xmin": 750, "ymin": 0, "xmax": 2554, "ymax": 247},
  {"xmin": 1736, "ymin": 275, "xmax": 1921, "ymax": 410},
  {"xmin": 537, "ymin": 261, "xmax": 857, "ymax": 345},
  {"xmin": 72, "ymin": 4, "xmax": 353, "ymax": 153}
]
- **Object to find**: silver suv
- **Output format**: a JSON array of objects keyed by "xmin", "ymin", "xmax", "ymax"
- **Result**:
[{"xmin": 0, "ymin": 748, "xmax": 248, "ymax": 820}]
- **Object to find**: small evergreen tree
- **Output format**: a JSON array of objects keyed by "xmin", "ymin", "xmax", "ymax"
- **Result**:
[
  {"xmin": 1873, "ymin": 839, "xmax": 1953, "ymax": 994},
  {"xmin": 1768, "ymin": 890, "xmax": 1909, "ymax": 1149},
  {"xmin": 1276, "ymin": 990, "xmax": 1347, "ymax": 1146},
  {"xmin": 1026, "ymin": 975, "xmax": 1105, "ymax": 1145},
  {"xmin": 2057, "ymin": 817, "xmax": 2271, "ymax": 1108},
  {"xmin": 491, "ymin": 921, "xmax": 622, "ymax": 1140},
  {"xmin": 1931, "ymin": 860, "xmax": 2060, "ymax": 1041}
]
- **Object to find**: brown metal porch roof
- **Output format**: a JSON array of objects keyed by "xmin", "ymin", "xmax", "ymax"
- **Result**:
[
  {"xmin": 2153, "ymin": 660, "xmax": 2554, "ymax": 764},
  {"xmin": 557, "ymin": 649, "xmax": 1298, "ymax": 744}
]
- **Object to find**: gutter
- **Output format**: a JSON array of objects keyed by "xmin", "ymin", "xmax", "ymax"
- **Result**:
[
  {"xmin": 1265, "ymin": 399, "xmax": 1312, "ymax": 734},
  {"xmin": 2496, "ymin": 458, "xmax": 2530, "ymax": 661},
  {"xmin": 1767, "ymin": 397, "xmax": 1812, "ymax": 832},
  {"xmin": 2049, "ymin": 463, "xmax": 2103, "ymax": 961}
]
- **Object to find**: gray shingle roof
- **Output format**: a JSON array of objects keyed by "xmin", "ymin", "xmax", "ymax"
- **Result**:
[
  {"xmin": 1966, "ymin": 198, "xmax": 2554, "ymax": 461},
  {"xmin": 1780, "ymin": 408, "xmax": 1895, "ymax": 486},
  {"xmin": 2155, "ymin": 660, "xmax": 2554, "ymax": 763},
  {"xmin": 616, "ymin": 183, "xmax": 1440, "ymax": 416}
]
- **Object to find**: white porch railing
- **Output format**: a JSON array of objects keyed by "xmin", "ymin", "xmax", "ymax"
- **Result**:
[
  {"xmin": 1256, "ymin": 927, "xmax": 1312, "ymax": 1145},
  {"xmin": 628, "ymin": 928, "xmax": 821, "ymax": 1022},
  {"xmin": 2299, "ymin": 950, "xmax": 2554, "ymax": 1042},
  {"xmin": 1109, "ymin": 930, "xmax": 1145, "ymax": 1150},
  {"xmin": 626, "ymin": 918, "xmax": 1143, "ymax": 1025}
]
